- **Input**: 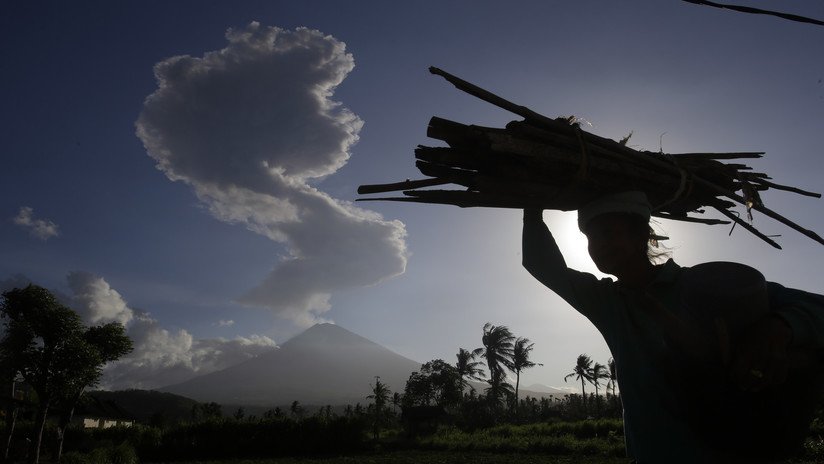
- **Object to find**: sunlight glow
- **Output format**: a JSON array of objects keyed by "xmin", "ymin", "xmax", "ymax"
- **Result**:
[{"xmin": 546, "ymin": 211, "xmax": 606, "ymax": 279}]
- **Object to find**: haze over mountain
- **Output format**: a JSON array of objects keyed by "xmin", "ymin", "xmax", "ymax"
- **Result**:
[
  {"xmin": 161, "ymin": 323, "xmax": 421, "ymax": 406},
  {"xmin": 161, "ymin": 323, "xmax": 571, "ymax": 406}
]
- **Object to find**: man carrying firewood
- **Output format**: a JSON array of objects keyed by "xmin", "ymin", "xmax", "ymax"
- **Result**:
[{"xmin": 522, "ymin": 191, "xmax": 824, "ymax": 464}]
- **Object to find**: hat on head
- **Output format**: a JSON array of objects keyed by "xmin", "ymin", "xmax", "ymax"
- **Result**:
[{"xmin": 577, "ymin": 191, "xmax": 652, "ymax": 233}]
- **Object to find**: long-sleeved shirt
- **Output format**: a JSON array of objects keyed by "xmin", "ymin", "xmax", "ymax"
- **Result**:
[{"xmin": 522, "ymin": 212, "xmax": 824, "ymax": 464}]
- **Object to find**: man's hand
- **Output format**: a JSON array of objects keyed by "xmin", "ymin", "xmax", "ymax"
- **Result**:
[
  {"xmin": 523, "ymin": 209, "xmax": 544, "ymax": 222},
  {"xmin": 731, "ymin": 314, "xmax": 793, "ymax": 392}
]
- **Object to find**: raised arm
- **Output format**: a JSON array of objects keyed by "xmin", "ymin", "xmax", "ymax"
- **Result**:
[
  {"xmin": 522, "ymin": 209, "xmax": 568, "ymax": 281},
  {"xmin": 521, "ymin": 209, "xmax": 613, "ymax": 322}
]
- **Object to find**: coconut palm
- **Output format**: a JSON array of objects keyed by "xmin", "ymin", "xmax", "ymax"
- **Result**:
[
  {"xmin": 590, "ymin": 362, "xmax": 610, "ymax": 397},
  {"xmin": 367, "ymin": 376, "xmax": 391, "ymax": 439},
  {"xmin": 455, "ymin": 347, "xmax": 486, "ymax": 394},
  {"xmin": 484, "ymin": 369, "xmax": 515, "ymax": 407},
  {"xmin": 590, "ymin": 362, "xmax": 611, "ymax": 416},
  {"xmin": 480, "ymin": 323, "xmax": 515, "ymax": 407},
  {"xmin": 480, "ymin": 323, "xmax": 515, "ymax": 380},
  {"xmin": 391, "ymin": 391, "xmax": 402, "ymax": 414},
  {"xmin": 564, "ymin": 354, "xmax": 594, "ymax": 406},
  {"xmin": 606, "ymin": 357, "xmax": 619, "ymax": 401},
  {"xmin": 368, "ymin": 376, "xmax": 391, "ymax": 408},
  {"xmin": 511, "ymin": 337, "xmax": 542, "ymax": 405}
]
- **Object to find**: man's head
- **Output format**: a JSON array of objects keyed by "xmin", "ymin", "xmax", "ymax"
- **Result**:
[
  {"xmin": 577, "ymin": 191, "xmax": 652, "ymax": 233},
  {"xmin": 578, "ymin": 192, "xmax": 655, "ymax": 276}
]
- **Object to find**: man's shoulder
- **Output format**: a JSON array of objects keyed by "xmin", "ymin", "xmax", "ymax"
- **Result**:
[{"xmin": 653, "ymin": 258, "xmax": 683, "ymax": 284}]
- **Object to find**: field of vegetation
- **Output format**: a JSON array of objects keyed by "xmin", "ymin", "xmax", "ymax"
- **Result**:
[
  {"xmin": 3, "ymin": 287, "xmax": 824, "ymax": 464},
  {"xmin": 5, "ymin": 400, "xmax": 824, "ymax": 464}
]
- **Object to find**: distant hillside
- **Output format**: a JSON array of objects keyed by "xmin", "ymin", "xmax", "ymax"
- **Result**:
[
  {"xmin": 84, "ymin": 389, "xmax": 200, "ymax": 424},
  {"xmin": 523, "ymin": 383, "xmax": 574, "ymax": 396},
  {"xmin": 161, "ymin": 323, "xmax": 422, "ymax": 406}
]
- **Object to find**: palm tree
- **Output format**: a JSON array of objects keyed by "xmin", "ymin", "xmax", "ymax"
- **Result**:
[
  {"xmin": 590, "ymin": 362, "xmax": 610, "ymax": 397},
  {"xmin": 564, "ymin": 354, "xmax": 594, "ymax": 406},
  {"xmin": 484, "ymin": 369, "xmax": 515, "ymax": 407},
  {"xmin": 367, "ymin": 376, "xmax": 391, "ymax": 440},
  {"xmin": 480, "ymin": 323, "xmax": 515, "ymax": 380},
  {"xmin": 511, "ymin": 337, "xmax": 542, "ymax": 406},
  {"xmin": 590, "ymin": 362, "xmax": 611, "ymax": 416},
  {"xmin": 290, "ymin": 400, "xmax": 304, "ymax": 419},
  {"xmin": 367, "ymin": 377, "xmax": 391, "ymax": 407},
  {"xmin": 480, "ymin": 323, "xmax": 515, "ymax": 407},
  {"xmin": 606, "ymin": 357, "xmax": 619, "ymax": 403},
  {"xmin": 455, "ymin": 347, "xmax": 485, "ymax": 395},
  {"xmin": 391, "ymin": 392, "xmax": 402, "ymax": 414}
]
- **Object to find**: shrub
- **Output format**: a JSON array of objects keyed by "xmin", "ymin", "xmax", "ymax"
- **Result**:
[
  {"xmin": 60, "ymin": 451, "xmax": 89, "ymax": 464},
  {"xmin": 413, "ymin": 421, "xmax": 626, "ymax": 457},
  {"xmin": 61, "ymin": 443, "xmax": 138, "ymax": 464}
]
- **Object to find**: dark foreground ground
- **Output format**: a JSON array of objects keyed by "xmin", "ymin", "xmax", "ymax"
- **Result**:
[
  {"xmin": 152, "ymin": 451, "xmax": 819, "ymax": 464},
  {"xmin": 152, "ymin": 452, "xmax": 627, "ymax": 464}
]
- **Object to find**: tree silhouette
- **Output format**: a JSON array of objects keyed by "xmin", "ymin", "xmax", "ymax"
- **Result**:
[
  {"xmin": 455, "ymin": 347, "xmax": 485, "ymax": 395},
  {"xmin": 564, "ymin": 354, "xmax": 594, "ymax": 407},
  {"xmin": 201, "ymin": 402, "xmax": 223, "ymax": 419},
  {"xmin": 367, "ymin": 376, "xmax": 391, "ymax": 439},
  {"xmin": 290, "ymin": 400, "xmax": 304, "ymax": 419},
  {"xmin": 404, "ymin": 371, "xmax": 435, "ymax": 407},
  {"xmin": 0, "ymin": 285, "xmax": 132, "ymax": 464},
  {"xmin": 480, "ymin": 324, "xmax": 514, "ymax": 381},
  {"xmin": 1, "ymin": 328, "xmax": 24, "ymax": 460},
  {"xmin": 484, "ymin": 369, "xmax": 514, "ymax": 408},
  {"xmin": 480, "ymin": 324, "xmax": 515, "ymax": 406},
  {"xmin": 511, "ymin": 337, "xmax": 542, "ymax": 407},
  {"xmin": 606, "ymin": 357, "xmax": 619, "ymax": 405},
  {"xmin": 590, "ymin": 362, "xmax": 611, "ymax": 416},
  {"xmin": 392, "ymin": 391, "xmax": 402, "ymax": 414},
  {"xmin": 403, "ymin": 360, "xmax": 461, "ymax": 408},
  {"xmin": 590, "ymin": 362, "xmax": 610, "ymax": 397},
  {"xmin": 55, "ymin": 321, "xmax": 132, "ymax": 460}
]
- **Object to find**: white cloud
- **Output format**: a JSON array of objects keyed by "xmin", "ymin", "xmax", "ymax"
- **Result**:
[
  {"xmin": 63, "ymin": 272, "xmax": 277, "ymax": 390},
  {"xmin": 12, "ymin": 206, "xmax": 60, "ymax": 240},
  {"xmin": 135, "ymin": 22, "xmax": 407, "ymax": 327},
  {"xmin": 217, "ymin": 319, "xmax": 235, "ymax": 327},
  {"xmin": 67, "ymin": 271, "xmax": 133, "ymax": 325},
  {"xmin": 103, "ymin": 310, "xmax": 276, "ymax": 390}
]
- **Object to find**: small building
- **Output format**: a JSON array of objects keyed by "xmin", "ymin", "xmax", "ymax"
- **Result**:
[
  {"xmin": 75, "ymin": 394, "xmax": 135, "ymax": 429},
  {"xmin": 81, "ymin": 417, "xmax": 134, "ymax": 429}
]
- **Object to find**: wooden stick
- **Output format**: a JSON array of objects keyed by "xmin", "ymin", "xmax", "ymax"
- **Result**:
[
  {"xmin": 694, "ymin": 175, "xmax": 824, "ymax": 246},
  {"xmin": 356, "ymin": 68, "xmax": 824, "ymax": 248},
  {"xmin": 750, "ymin": 179, "xmax": 822, "ymax": 198},
  {"xmin": 670, "ymin": 152, "xmax": 764, "ymax": 160},
  {"xmin": 652, "ymin": 212, "xmax": 731, "ymax": 226},
  {"xmin": 429, "ymin": 67, "xmax": 560, "ymax": 129},
  {"xmin": 712, "ymin": 205, "xmax": 782, "ymax": 249},
  {"xmin": 357, "ymin": 178, "xmax": 450, "ymax": 195}
]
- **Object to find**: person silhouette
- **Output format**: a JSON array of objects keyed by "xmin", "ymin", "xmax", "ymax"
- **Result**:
[{"xmin": 522, "ymin": 191, "xmax": 824, "ymax": 464}]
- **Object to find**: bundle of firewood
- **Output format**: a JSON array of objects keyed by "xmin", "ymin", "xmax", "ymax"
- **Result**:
[{"xmin": 358, "ymin": 67, "xmax": 823, "ymax": 249}]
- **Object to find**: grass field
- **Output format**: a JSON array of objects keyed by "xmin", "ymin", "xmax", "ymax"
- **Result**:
[
  {"xmin": 150, "ymin": 449, "xmax": 823, "ymax": 464},
  {"xmin": 159, "ymin": 451, "xmax": 632, "ymax": 464}
]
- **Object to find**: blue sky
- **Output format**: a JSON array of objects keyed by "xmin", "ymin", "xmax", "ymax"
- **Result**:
[{"xmin": 2, "ymin": 1, "xmax": 823, "ymax": 392}]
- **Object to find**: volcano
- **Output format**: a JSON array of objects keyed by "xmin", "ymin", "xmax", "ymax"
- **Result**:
[{"xmin": 161, "ymin": 323, "xmax": 421, "ymax": 406}]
